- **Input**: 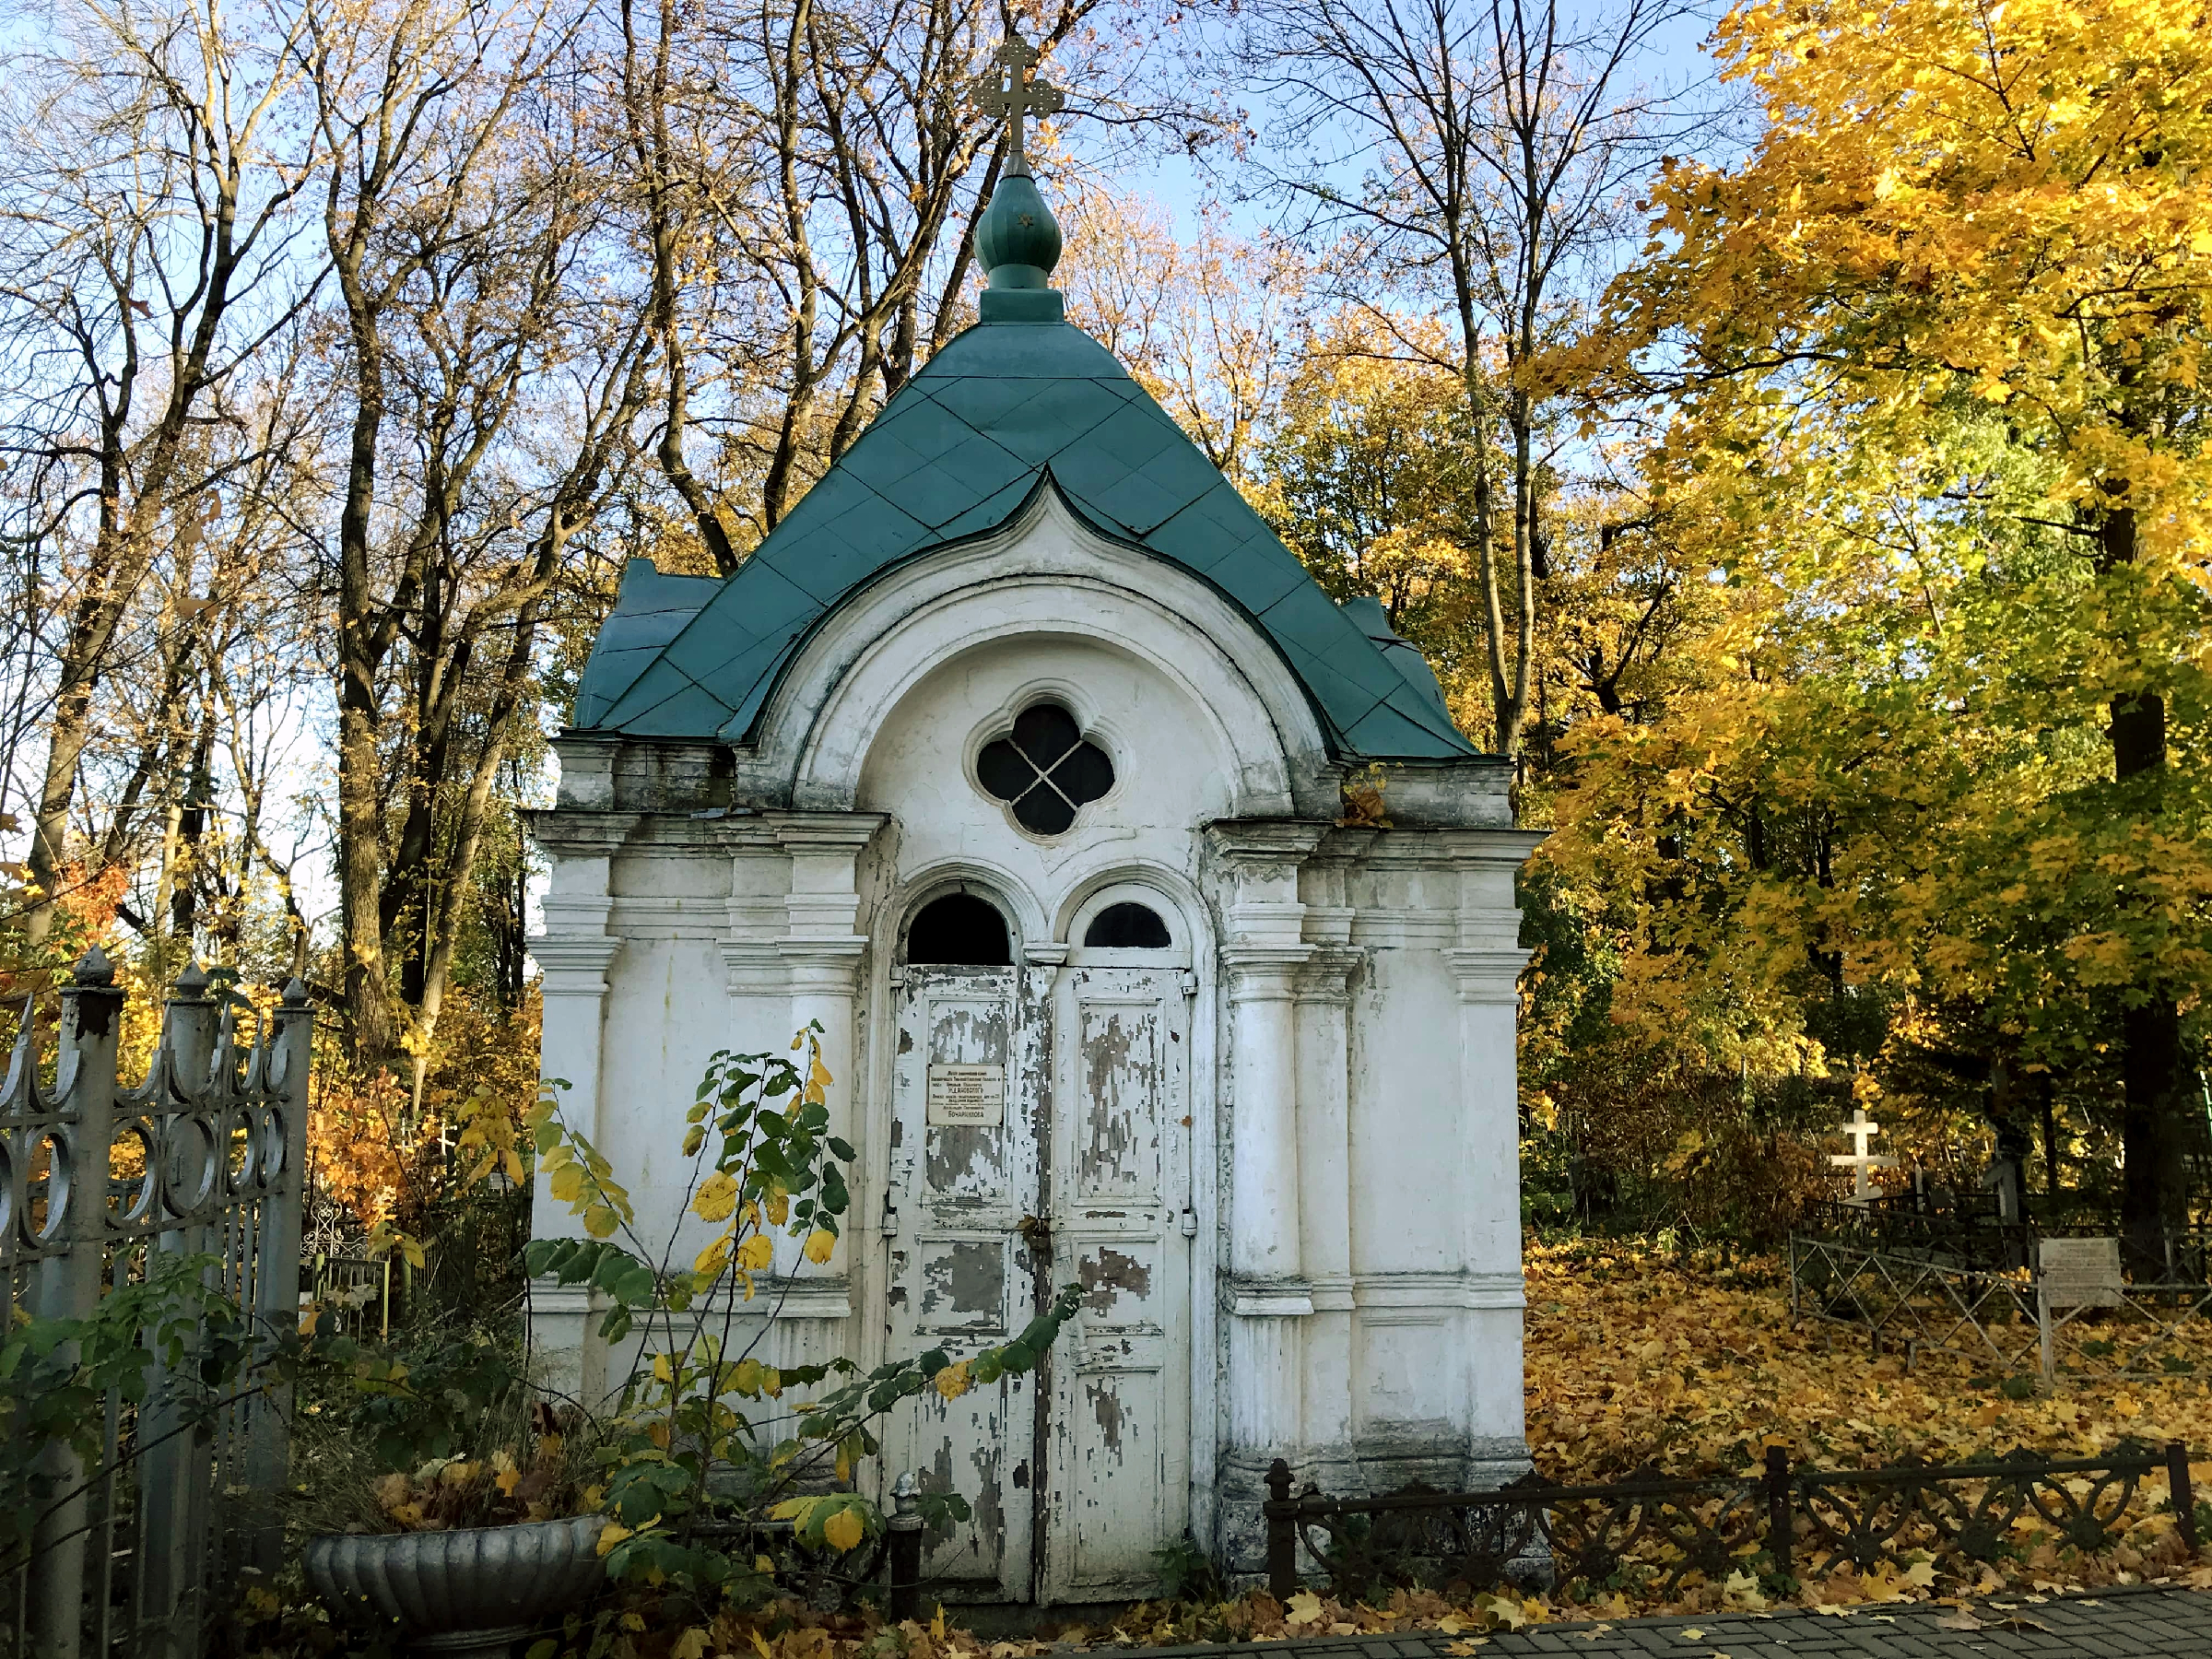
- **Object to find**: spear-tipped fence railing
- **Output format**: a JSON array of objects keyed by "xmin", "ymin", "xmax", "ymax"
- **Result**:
[{"xmin": 3, "ymin": 951, "xmax": 312, "ymax": 1659}]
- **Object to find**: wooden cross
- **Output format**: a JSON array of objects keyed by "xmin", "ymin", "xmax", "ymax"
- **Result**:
[
  {"xmin": 984, "ymin": 31, "xmax": 1064, "ymax": 165},
  {"xmin": 1829, "ymin": 1106, "xmax": 1898, "ymax": 1204}
]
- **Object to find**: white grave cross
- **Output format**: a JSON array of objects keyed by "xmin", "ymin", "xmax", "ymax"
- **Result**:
[{"xmin": 1830, "ymin": 1106, "xmax": 1899, "ymax": 1204}]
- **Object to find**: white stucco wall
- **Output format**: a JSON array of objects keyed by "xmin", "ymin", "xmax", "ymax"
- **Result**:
[{"xmin": 528, "ymin": 495, "xmax": 1539, "ymax": 1593}]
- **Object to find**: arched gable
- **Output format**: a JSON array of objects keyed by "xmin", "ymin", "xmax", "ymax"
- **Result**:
[{"xmin": 737, "ymin": 488, "xmax": 1324, "ymax": 818}]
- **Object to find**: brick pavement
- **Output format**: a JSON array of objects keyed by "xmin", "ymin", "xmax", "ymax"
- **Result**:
[{"xmin": 1100, "ymin": 1586, "xmax": 2212, "ymax": 1659}]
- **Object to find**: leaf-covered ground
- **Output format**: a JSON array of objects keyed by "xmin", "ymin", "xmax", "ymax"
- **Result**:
[{"xmin": 223, "ymin": 1240, "xmax": 2212, "ymax": 1657}]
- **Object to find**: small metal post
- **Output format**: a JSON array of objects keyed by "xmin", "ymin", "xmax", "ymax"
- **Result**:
[
  {"xmin": 2168, "ymin": 1441, "xmax": 2197, "ymax": 1553},
  {"xmin": 1265, "ymin": 1457, "xmax": 1296, "ymax": 1601},
  {"xmin": 2037, "ymin": 1278, "xmax": 2055, "ymax": 1390},
  {"xmin": 887, "ymin": 1471, "xmax": 923, "ymax": 1621},
  {"xmin": 242, "ymin": 979, "xmax": 313, "ymax": 1578},
  {"xmin": 1763, "ymin": 1444, "xmax": 1793, "ymax": 1576}
]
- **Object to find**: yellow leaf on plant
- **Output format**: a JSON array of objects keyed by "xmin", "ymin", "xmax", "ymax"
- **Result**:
[
  {"xmin": 672, "ymin": 1631, "xmax": 711, "ymax": 1659},
  {"xmin": 694, "ymin": 1171, "xmax": 739, "ymax": 1222},
  {"xmin": 751, "ymin": 1630, "xmax": 774, "ymax": 1659},
  {"xmin": 596, "ymin": 1521, "xmax": 630, "ymax": 1557},
  {"xmin": 737, "ymin": 1234, "xmax": 774, "ymax": 1272},
  {"xmin": 935, "ymin": 1361, "xmax": 971, "ymax": 1400},
  {"xmin": 822, "ymin": 1508, "xmax": 865, "ymax": 1551},
  {"xmin": 805, "ymin": 1229, "xmax": 836, "ymax": 1264}
]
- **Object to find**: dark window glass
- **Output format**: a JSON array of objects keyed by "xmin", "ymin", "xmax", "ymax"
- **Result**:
[
  {"xmin": 1011, "ymin": 702, "xmax": 1081, "ymax": 767},
  {"xmin": 907, "ymin": 893, "xmax": 1011, "ymax": 965},
  {"xmin": 1084, "ymin": 901, "xmax": 1171, "ymax": 949},
  {"xmin": 976, "ymin": 702, "xmax": 1113, "ymax": 836}
]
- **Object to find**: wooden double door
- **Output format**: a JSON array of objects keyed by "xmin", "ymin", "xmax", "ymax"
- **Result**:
[{"xmin": 881, "ymin": 955, "xmax": 1192, "ymax": 1604}]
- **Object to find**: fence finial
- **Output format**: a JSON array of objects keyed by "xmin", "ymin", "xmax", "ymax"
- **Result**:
[
  {"xmin": 174, "ymin": 958, "xmax": 210, "ymax": 997},
  {"xmin": 281, "ymin": 976, "xmax": 311, "ymax": 1006},
  {"xmin": 72, "ymin": 943, "xmax": 114, "ymax": 986}
]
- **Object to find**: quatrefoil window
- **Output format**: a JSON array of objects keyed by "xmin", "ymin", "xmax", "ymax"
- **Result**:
[{"xmin": 976, "ymin": 702, "xmax": 1113, "ymax": 836}]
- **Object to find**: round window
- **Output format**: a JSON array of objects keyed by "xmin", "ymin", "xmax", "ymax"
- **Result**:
[{"xmin": 976, "ymin": 702, "xmax": 1114, "ymax": 836}]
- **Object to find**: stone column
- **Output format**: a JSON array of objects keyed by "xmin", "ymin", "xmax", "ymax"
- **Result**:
[
  {"xmin": 1447, "ymin": 829, "xmax": 1542, "ymax": 1483},
  {"xmin": 770, "ymin": 813, "xmax": 884, "ymax": 1322},
  {"xmin": 1295, "ymin": 946, "xmax": 1360, "ymax": 1492},
  {"xmin": 1205, "ymin": 820, "xmax": 1324, "ymax": 1566},
  {"xmin": 524, "ymin": 809, "xmax": 630, "ymax": 1410}
]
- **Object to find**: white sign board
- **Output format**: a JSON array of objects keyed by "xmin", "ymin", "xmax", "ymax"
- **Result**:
[
  {"xmin": 2040, "ymin": 1237, "xmax": 2124, "ymax": 1308},
  {"xmin": 926, "ymin": 1063, "xmax": 1006, "ymax": 1126}
]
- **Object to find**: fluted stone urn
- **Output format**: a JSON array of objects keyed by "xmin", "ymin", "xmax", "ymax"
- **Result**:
[{"xmin": 305, "ymin": 1515, "xmax": 606, "ymax": 1658}]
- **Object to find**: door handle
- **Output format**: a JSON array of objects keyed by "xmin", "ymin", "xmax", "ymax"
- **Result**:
[{"xmin": 1018, "ymin": 1213, "xmax": 1053, "ymax": 1253}]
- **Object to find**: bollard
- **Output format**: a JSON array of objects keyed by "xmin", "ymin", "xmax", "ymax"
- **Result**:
[
  {"xmin": 2169, "ymin": 1441, "xmax": 2198, "ymax": 1553},
  {"xmin": 887, "ymin": 1471, "xmax": 923, "ymax": 1622},
  {"xmin": 1763, "ymin": 1444, "xmax": 1794, "ymax": 1576},
  {"xmin": 1265, "ymin": 1457, "xmax": 1297, "ymax": 1601}
]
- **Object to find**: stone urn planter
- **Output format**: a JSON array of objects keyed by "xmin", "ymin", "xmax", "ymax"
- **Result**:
[{"xmin": 305, "ymin": 1514, "xmax": 607, "ymax": 1658}]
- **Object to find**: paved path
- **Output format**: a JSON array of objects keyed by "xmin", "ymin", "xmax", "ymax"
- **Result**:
[{"xmin": 1110, "ymin": 1586, "xmax": 2212, "ymax": 1658}]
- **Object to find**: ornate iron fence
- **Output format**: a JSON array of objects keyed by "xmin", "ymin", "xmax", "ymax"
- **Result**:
[
  {"xmin": 1265, "ymin": 1442, "xmax": 2200, "ymax": 1603},
  {"xmin": 3, "ymin": 952, "xmax": 312, "ymax": 1659}
]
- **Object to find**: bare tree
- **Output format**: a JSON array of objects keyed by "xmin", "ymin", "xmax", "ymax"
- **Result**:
[
  {"xmin": 0, "ymin": 0, "xmax": 320, "ymax": 949},
  {"xmin": 1243, "ymin": 0, "xmax": 1688, "ymax": 757}
]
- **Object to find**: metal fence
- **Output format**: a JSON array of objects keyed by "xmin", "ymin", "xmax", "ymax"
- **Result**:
[
  {"xmin": 1265, "ymin": 1442, "xmax": 2199, "ymax": 1602},
  {"xmin": 1790, "ymin": 1225, "xmax": 2212, "ymax": 1386},
  {"xmin": 3, "ymin": 951, "xmax": 312, "ymax": 1659}
]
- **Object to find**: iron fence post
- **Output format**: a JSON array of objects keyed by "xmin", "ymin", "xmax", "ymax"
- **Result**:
[
  {"xmin": 29, "ymin": 948, "xmax": 124, "ymax": 1659},
  {"xmin": 136, "ymin": 961, "xmax": 221, "ymax": 1659},
  {"xmin": 1762, "ymin": 1444, "xmax": 1793, "ymax": 1576},
  {"xmin": 2169, "ymin": 1441, "xmax": 2198, "ymax": 1553},
  {"xmin": 887, "ymin": 1472, "xmax": 923, "ymax": 1621},
  {"xmin": 1265, "ymin": 1457, "xmax": 1296, "ymax": 1601},
  {"xmin": 241, "ymin": 979, "xmax": 313, "ymax": 1579},
  {"xmin": 2037, "ymin": 1276, "xmax": 2055, "ymax": 1391}
]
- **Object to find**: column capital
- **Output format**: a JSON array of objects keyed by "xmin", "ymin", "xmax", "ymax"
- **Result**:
[
  {"xmin": 1222, "ymin": 945, "xmax": 1313, "ymax": 1001},
  {"xmin": 1293, "ymin": 947, "xmax": 1362, "ymax": 1005},
  {"xmin": 531, "ymin": 935, "xmax": 623, "ymax": 994},
  {"xmin": 765, "ymin": 811, "xmax": 888, "ymax": 856},
  {"xmin": 1447, "ymin": 947, "xmax": 1528, "ymax": 1004},
  {"xmin": 1229, "ymin": 1277, "xmax": 1315, "ymax": 1318},
  {"xmin": 524, "ymin": 808, "xmax": 640, "ymax": 860}
]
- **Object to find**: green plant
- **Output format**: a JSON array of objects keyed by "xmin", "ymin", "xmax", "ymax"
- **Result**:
[
  {"xmin": 1153, "ymin": 1531, "xmax": 1226, "ymax": 1604},
  {"xmin": 523, "ymin": 1025, "xmax": 1084, "ymax": 1604},
  {"xmin": 0, "ymin": 1252, "xmax": 266, "ymax": 1571}
]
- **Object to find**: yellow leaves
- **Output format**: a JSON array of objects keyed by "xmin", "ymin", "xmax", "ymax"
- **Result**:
[
  {"xmin": 935, "ymin": 1360, "xmax": 972, "ymax": 1400},
  {"xmin": 803, "ymin": 1229, "xmax": 836, "ymax": 1265},
  {"xmin": 1285, "ymin": 1591, "xmax": 1324, "ymax": 1626},
  {"xmin": 736, "ymin": 1234, "xmax": 774, "ymax": 1272},
  {"xmin": 492, "ymin": 1450, "xmax": 521, "ymax": 1497},
  {"xmin": 771, "ymin": 1495, "xmax": 869, "ymax": 1552},
  {"xmin": 820, "ymin": 1508, "xmax": 865, "ymax": 1552},
  {"xmin": 596, "ymin": 1520, "xmax": 631, "ymax": 1556},
  {"xmin": 694, "ymin": 1171, "xmax": 739, "ymax": 1222},
  {"xmin": 671, "ymin": 1631, "xmax": 710, "ymax": 1659},
  {"xmin": 694, "ymin": 1239, "xmax": 732, "ymax": 1280}
]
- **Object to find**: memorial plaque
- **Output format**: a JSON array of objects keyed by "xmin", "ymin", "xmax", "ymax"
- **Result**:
[
  {"xmin": 926, "ymin": 1063, "xmax": 1006, "ymax": 1126},
  {"xmin": 2040, "ymin": 1236, "xmax": 2124, "ymax": 1308}
]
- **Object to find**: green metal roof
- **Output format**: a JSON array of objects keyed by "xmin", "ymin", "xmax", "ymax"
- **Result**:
[{"xmin": 573, "ymin": 316, "xmax": 1477, "ymax": 761}]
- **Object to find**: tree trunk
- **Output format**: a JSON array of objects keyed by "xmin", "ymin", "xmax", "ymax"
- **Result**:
[{"xmin": 2102, "ymin": 502, "xmax": 2190, "ymax": 1250}]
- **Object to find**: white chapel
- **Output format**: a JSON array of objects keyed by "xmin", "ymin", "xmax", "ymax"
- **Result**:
[{"xmin": 529, "ymin": 65, "xmax": 1541, "ymax": 1602}]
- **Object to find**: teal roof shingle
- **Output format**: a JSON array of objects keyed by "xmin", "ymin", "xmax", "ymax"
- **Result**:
[{"xmin": 579, "ymin": 317, "xmax": 1478, "ymax": 760}]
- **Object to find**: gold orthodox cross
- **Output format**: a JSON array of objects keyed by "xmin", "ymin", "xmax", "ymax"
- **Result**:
[{"xmin": 984, "ymin": 31, "xmax": 1064, "ymax": 166}]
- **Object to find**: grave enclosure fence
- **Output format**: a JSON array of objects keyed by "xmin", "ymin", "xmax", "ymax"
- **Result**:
[
  {"xmin": 3, "ymin": 952, "xmax": 312, "ymax": 1659},
  {"xmin": 1788, "ymin": 1201, "xmax": 2212, "ymax": 1386},
  {"xmin": 1265, "ymin": 1442, "xmax": 2200, "ymax": 1605}
]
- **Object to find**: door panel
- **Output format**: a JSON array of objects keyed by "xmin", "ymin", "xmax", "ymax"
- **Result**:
[
  {"xmin": 884, "ymin": 968, "xmax": 1033, "ymax": 1599},
  {"xmin": 1046, "ymin": 964, "xmax": 1191, "ymax": 1602}
]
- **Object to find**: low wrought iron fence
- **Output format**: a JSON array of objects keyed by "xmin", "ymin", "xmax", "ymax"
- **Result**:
[
  {"xmin": 1790, "ymin": 1230, "xmax": 2212, "ymax": 1385},
  {"xmin": 1265, "ymin": 1442, "xmax": 2200, "ymax": 1604}
]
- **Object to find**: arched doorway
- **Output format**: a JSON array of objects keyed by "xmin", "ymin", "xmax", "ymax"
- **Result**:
[{"xmin": 882, "ymin": 882, "xmax": 1194, "ymax": 1604}]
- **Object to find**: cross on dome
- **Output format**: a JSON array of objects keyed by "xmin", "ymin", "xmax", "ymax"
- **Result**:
[{"xmin": 984, "ymin": 31, "xmax": 1064, "ymax": 171}]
